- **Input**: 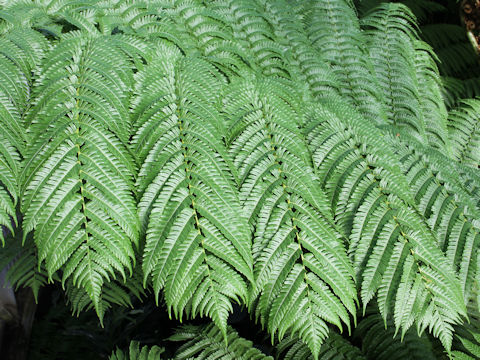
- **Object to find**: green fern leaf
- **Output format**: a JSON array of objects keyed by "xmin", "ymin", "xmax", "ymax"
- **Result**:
[
  {"xmin": 448, "ymin": 99, "xmax": 480, "ymax": 169},
  {"xmin": 0, "ymin": 28, "xmax": 48, "ymax": 243},
  {"xmin": 275, "ymin": 331, "xmax": 366, "ymax": 360},
  {"xmin": 0, "ymin": 234, "xmax": 50, "ymax": 301},
  {"xmin": 21, "ymin": 33, "xmax": 139, "ymax": 318},
  {"xmin": 353, "ymin": 307, "xmax": 437, "ymax": 360},
  {"xmin": 170, "ymin": 323, "xmax": 272, "ymax": 360},
  {"xmin": 223, "ymin": 78, "xmax": 357, "ymax": 358},
  {"xmin": 304, "ymin": 98, "xmax": 466, "ymax": 351},
  {"xmin": 110, "ymin": 341, "xmax": 165, "ymax": 360},
  {"xmin": 301, "ymin": 0, "xmax": 386, "ymax": 122},
  {"xmin": 133, "ymin": 46, "xmax": 253, "ymax": 336}
]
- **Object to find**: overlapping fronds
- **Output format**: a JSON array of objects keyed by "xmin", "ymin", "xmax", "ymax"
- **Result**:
[
  {"xmin": 452, "ymin": 330, "xmax": 480, "ymax": 360},
  {"xmin": 387, "ymin": 132, "xmax": 480, "ymax": 304},
  {"xmin": 0, "ymin": 0, "xmax": 100, "ymax": 36},
  {"xmin": 223, "ymin": 78, "xmax": 356, "ymax": 357},
  {"xmin": 169, "ymin": 323, "xmax": 272, "ymax": 360},
  {"xmin": 65, "ymin": 262, "xmax": 145, "ymax": 319},
  {"xmin": 257, "ymin": 0, "xmax": 340, "ymax": 98},
  {"xmin": 0, "ymin": 0, "xmax": 478, "ymax": 358},
  {"xmin": 132, "ymin": 43, "xmax": 253, "ymax": 335}
]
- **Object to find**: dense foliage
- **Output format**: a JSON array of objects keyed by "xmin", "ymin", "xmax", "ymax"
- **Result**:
[{"xmin": 0, "ymin": 0, "xmax": 479, "ymax": 359}]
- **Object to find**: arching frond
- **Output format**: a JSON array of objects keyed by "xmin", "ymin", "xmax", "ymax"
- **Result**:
[
  {"xmin": 21, "ymin": 33, "xmax": 139, "ymax": 317},
  {"xmin": 413, "ymin": 40, "xmax": 450, "ymax": 151},
  {"xmin": 65, "ymin": 262, "xmax": 145, "ymax": 320},
  {"xmin": 362, "ymin": 3, "xmax": 433, "ymax": 146},
  {"xmin": 170, "ymin": 1, "xmax": 252, "ymax": 78},
  {"xmin": 0, "ymin": 0, "xmax": 100, "ymax": 36},
  {"xmin": 386, "ymin": 132, "xmax": 480, "ymax": 305},
  {"xmin": 133, "ymin": 45, "xmax": 253, "ymax": 336},
  {"xmin": 223, "ymin": 78, "xmax": 356, "ymax": 358},
  {"xmin": 169, "ymin": 323, "xmax": 272, "ymax": 360}
]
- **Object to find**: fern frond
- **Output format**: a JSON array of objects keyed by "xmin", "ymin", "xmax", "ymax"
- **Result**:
[
  {"xmin": 0, "ymin": 27, "xmax": 48, "ymax": 243},
  {"xmin": 169, "ymin": 323, "xmax": 272, "ymax": 359},
  {"xmin": 353, "ymin": 307, "xmax": 437, "ymax": 360},
  {"xmin": 211, "ymin": 0, "xmax": 292, "ymax": 78},
  {"xmin": 21, "ymin": 33, "xmax": 139, "ymax": 317},
  {"xmin": 304, "ymin": 98, "xmax": 466, "ymax": 351},
  {"xmin": 361, "ymin": 3, "xmax": 429, "ymax": 143},
  {"xmin": 275, "ymin": 331, "xmax": 366, "ymax": 360},
  {"xmin": 0, "ymin": 0, "xmax": 100, "ymax": 36},
  {"xmin": 387, "ymin": 132, "xmax": 480, "ymax": 304},
  {"xmin": 65, "ymin": 262, "xmax": 146, "ymax": 319},
  {"xmin": 301, "ymin": 0, "xmax": 385, "ymax": 122},
  {"xmin": 110, "ymin": 341, "xmax": 165, "ymax": 360},
  {"xmin": 224, "ymin": 78, "xmax": 356, "ymax": 358},
  {"xmin": 355, "ymin": 0, "xmax": 445, "ymax": 21},
  {"xmin": 171, "ymin": 1, "xmax": 252, "ymax": 78},
  {"xmin": 448, "ymin": 98, "xmax": 480, "ymax": 169},
  {"xmin": 133, "ymin": 46, "xmax": 252, "ymax": 335},
  {"xmin": 412, "ymin": 40, "xmax": 450, "ymax": 151},
  {"xmin": 257, "ymin": 0, "xmax": 341, "ymax": 99},
  {"xmin": 0, "ymin": 234, "xmax": 50, "ymax": 301}
]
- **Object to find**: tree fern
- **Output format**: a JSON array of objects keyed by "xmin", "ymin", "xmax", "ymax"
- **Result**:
[{"xmin": 0, "ymin": 0, "xmax": 479, "ymax": 358}]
